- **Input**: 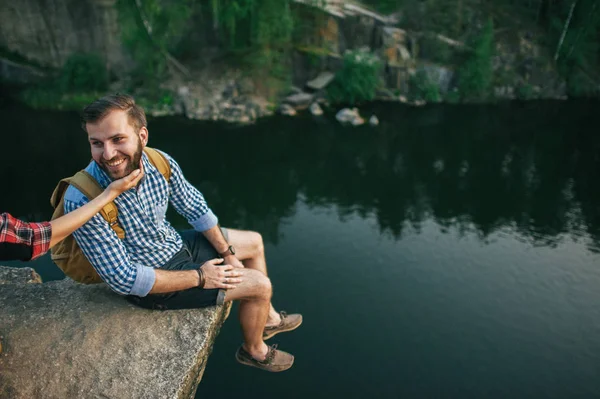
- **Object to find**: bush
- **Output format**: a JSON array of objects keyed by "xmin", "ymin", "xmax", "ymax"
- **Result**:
[
  {"xmin": 19, "ymin": 53, "xmax": 107, "ymax": 110},
  {"xmin": 457, "ymin": 18, "xmax": 494, "ymax": 101},
  {"xmin": 19, "ymin": 86, "xmax": 100, "ymax": 110},
  {"xmin": 516, "ymin": 84, "xmax": 536, "ymax": 100},
  {"xmin": 409, "ymin": 69, "xmax": 441, "ymax": 102},
  {"xmin": 444, "ymin": 88, "xmax": 461, "ymax": 103},
  {"xmin": 60, "ymin": 53, "xmax": 108, "ymax": 92},
  {"xmin": 327, "ymin": 49, "xmax": 382, "ymax": 104}
]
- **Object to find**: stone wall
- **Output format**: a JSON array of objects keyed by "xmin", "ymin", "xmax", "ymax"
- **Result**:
[
  {"xmin": 0, "ymin": 0, "xmax": 126, "ymax": 72},
  {"xmin": 0, "ymin": 266, "xmax": 230, "ymax": 399}
]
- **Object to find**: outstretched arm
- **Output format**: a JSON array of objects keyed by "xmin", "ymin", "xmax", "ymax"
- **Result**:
[{"xmin": 49, "ymin": 169, "xmax": 143, "ymax": 248}]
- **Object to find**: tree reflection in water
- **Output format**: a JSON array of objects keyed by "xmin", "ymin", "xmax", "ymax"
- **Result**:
[
  {"xmin": 1, "ymin": 100, "xmax": 598, "ymax": 253},
  {"xmin": 152, "ymin": 100, "xmax": 600, "ymax": 254}
]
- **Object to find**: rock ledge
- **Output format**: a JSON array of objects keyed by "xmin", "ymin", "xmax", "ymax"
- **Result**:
[{"xmin": 0, "ymin": 266, "xmax": 230, "ymax": 399}]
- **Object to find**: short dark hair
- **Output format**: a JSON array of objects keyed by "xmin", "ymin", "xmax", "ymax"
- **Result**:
[{"xmin": 81, "ymin": 94, "xmax": 147, "ymax": 133}]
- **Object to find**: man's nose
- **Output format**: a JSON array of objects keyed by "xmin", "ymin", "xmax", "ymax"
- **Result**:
[{"xmin": 103, "ymin": 143, "xmax": 117, "ymax": 160}]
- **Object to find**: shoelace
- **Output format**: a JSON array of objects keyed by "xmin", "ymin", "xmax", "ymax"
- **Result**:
[
  {"xmin": 266, "ymin": 311, "xmax": 288, "ymax": 331},
  {"xmin": 264, "ymin": 344, "xmax": 278, "ymax": 364}
]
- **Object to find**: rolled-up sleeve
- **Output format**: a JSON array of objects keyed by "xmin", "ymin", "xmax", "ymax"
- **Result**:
[
  {"xmin": 164, "ymin": 154, "xmax": 219, "ymax": 232},
  {"xmin": 64, "ymin": 200, "xmax": 156, "ymax": 296}
]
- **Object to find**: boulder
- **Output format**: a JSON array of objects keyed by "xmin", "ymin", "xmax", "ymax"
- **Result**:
[
  {"xmin": 306, "ymin": 72, "xmax": 336, "ymax": 91},
  {"xmin": 283, "ymin": 92, "xmax": 315, "ymax": 109},
  {"xmin": 369, "ymin": 115, "xmax": 379, "ymax": 126},
  {"xmin": 0, "ymin": 266, "xmax": 231, "ymax": 399},
  {"xmin": 309, "ymin": 102, "xmax": 324, "ymax": 116},
  {"xmin": 279, "ymin": 104, "xmax": 297, "ymax": 116},
  {"xmin": 336, "ymin": 108, "xmax": 364, "ymax": 126}
]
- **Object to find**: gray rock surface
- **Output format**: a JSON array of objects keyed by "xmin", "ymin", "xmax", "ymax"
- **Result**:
[
  {"xmin": 336, "ymin": 107, "xmax": 365, "ymax": 126},
  {"xmin": 0, "ymin": 266, "xmax": 231, "ymax": 399},
  {"xmin": 279, "ymin": 104, "xmax": 297, "ymax": 116},
  {"xmin": 0, "ymin": 0, "xmax": 126, "ymax": 71},
  {"xmin": 306, "ymin": 71, "xmax": 335, "ymax": 91},
  {"xmin": 0, "ymin": 266, "xmax": 42, "ymax": 285},
  {"xmin": 283, "ymin": 92, "xmax": 315, "ymax": 109},
  {"xmin": 309, "ymin": 103, "xmax": 324, "ymax": 116},
  {"xmin": 0, "ymin": 58, "xmax": 47, "ymax": 85}
]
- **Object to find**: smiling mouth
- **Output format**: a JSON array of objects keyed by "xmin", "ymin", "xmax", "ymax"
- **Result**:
[{"xmin": 105, "ymin": 158, "xmax": 125, "ymax": 168}]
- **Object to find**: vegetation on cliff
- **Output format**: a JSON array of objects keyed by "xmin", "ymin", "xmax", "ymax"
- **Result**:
[{"xmin": 6, "ymin": 0, "xmax": 599, "ymax": 111}]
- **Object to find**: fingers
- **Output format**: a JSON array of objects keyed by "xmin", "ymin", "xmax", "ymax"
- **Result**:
[
  {"xmin": 217, "ymin": 268, "xmax": 243, "ymax": 289},
  {"xmin": 226, "ymin": 270, "xmax": 243, "ymax": 277},
  {"xmin": 129, "ymin": 169, "xmax": 144, "ymax": 185},
  {"xmin": 201, "ymin": 260, "xmax": 245, "ymax": 289},
  {"xmin": 205, "ymin": 258, "xmax": 225, "ymax": 266},
  {"xmin": 217, "ymin": 276, "xmax": 242, "ymax": 289}
]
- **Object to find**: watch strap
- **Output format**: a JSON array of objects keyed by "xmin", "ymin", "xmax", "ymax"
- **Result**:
[{"xmin": 219, "ymin": 245, "xmax": 235, "ymax": 257}]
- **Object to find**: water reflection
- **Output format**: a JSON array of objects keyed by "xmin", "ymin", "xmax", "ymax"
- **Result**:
[
  {"xmin": 149, "ymin": 101, "xmax": 600, "ymax": 253},
  {"xmin": 1, "ymin": 100, "xmax": 598, "ymax": 254}
]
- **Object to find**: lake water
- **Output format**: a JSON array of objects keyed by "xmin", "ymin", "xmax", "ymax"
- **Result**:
[{"xmin": 1, "ymin": 100, "xmax": 599, "ymax": 398}]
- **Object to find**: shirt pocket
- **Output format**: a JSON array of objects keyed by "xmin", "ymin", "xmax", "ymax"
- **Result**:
[{"xmin": 152, "ymin": 196, "xmax": 169, "ymax": 227}]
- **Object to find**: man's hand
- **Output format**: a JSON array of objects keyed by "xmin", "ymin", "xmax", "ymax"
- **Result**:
[
  {"xmin": 201, "ymin": 258, "xmax": 243, "ymax": 289},
  {"xmin": 223, "ymin": 254, "xmax": 244, "ymax": 269}
]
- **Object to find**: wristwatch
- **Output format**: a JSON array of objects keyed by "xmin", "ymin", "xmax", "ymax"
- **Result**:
[{"xmin": 219, "ymin": 245, "xmax": 235, "ymax": 257}]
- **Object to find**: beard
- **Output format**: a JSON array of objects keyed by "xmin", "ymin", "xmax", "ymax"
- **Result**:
[{"xmin": 99, "ymin": 138, "xmax": 143, "ymax": 181}]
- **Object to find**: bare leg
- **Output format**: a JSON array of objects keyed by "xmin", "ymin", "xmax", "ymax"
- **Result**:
[
  {"xmin": 224, "ymin": 268, "xmax": 272, "ymax": 360},
  {"xmin": 225, "ymin": 229, "xmax": 281, "ymax": 326}
]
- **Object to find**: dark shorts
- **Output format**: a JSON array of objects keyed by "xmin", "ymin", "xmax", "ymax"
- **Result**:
[{"xmin": 126, "ymin": 229, "xmax": 229, "ymax": 311}]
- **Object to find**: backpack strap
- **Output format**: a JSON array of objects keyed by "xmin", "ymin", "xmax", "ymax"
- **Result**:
[
  {"xmin": 65, "ymin": 171, "xmax": 126, "ymax": 239},
  {"xmin": 144, "ymin": 147, "xmax": 171, "ymax": 181}
]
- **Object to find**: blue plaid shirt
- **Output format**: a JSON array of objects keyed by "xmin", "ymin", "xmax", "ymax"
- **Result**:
[{"xmin": 64, "ymin": 150, "xmax": 218, "ymax": 296}]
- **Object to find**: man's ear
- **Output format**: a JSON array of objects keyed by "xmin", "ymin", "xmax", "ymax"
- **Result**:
[{"xmin": 139, "ymin": 127, "xmax": 149, "ymax": 147}]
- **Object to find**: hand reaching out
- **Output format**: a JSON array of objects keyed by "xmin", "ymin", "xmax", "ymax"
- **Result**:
[{"xmin": 106, "ymin": 168, "xmax": 144, "ymax": 198}]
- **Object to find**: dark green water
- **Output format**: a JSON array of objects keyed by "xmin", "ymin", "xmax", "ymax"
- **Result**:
[{"xmin": 1, "ymin": 100, "xmax": 599, "ymax": 398}]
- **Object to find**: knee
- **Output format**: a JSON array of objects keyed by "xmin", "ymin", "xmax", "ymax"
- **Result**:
[
  {"xmin": 255, "ymin": 273, "xmax": 272, "ymax": 302},
  {"xmin": 249, "ymin": 231, "xmax": 264, "ymax": 258}
]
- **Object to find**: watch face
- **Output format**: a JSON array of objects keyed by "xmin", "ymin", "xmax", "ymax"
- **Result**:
[{"xmin": 230, "ymin": 245, "xmax": 236, "ymax": 255}]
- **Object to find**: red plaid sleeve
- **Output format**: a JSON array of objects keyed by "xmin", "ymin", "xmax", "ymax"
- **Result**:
[{"xmin": 0, "ymin": 213, "xmax": 52, "ymax": 260}]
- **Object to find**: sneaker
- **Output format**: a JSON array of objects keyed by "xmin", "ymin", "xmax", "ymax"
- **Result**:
[
  {"xmin": 235, "ymin": 344, "xmax": 294, "ymax": 372},
  {"xmin": 263, "ymin": 311, "xmax": 303, "ymax": 340}
]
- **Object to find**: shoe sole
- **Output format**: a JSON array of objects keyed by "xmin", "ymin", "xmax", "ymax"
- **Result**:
[
  {"xmin": 235, "ymin": 351, "xmax": 294, "ymax": 372},
  {"xmin": 263, "ymin": 318, "xmax": 303, "ymax": 341}
]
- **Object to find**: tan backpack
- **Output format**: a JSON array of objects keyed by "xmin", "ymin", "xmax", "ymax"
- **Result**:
[{"xmin": 49, "ymin": 147, "xmax": 171, "ymax": 284}]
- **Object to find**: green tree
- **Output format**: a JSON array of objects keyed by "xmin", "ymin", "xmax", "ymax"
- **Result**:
[
  {"xmin": 457, "ymin": 18, "xmax": 494, "ymax": 101},
  {"xmin": 117, "ymin": 0, "xmax": 194, "ymax": 88}
]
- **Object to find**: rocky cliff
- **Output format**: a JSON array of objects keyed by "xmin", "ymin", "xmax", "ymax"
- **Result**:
[
  {"xmin": 0, "ymin": 0, "xmax": 125, "ymax": 72},
  {"xmin": 0, "ymin": 0, "xmax": 569, "ymax": 122},
  {"xmin": 0, "ymin": 266, "xmax": 230, "ymax": 399}
]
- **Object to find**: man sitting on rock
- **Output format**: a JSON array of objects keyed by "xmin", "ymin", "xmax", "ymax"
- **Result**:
[{"xmin": 63, "ymin": 94, "xmax": 301, "ymax": 372}]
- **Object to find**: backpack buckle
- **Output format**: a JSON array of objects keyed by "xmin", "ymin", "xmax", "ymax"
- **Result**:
[{"xmin": 109, "ymin": 219, "xmax": 119, "ymax": 227}]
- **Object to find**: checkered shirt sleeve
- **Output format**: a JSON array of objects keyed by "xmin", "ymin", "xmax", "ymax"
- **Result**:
[
  {"xmin": 163, "ymin": 153, "xmax": 218, "ymax": 231},
  {"xmin": 0, "ymin": 212, "xmax": 52, "ymax": 260}
]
